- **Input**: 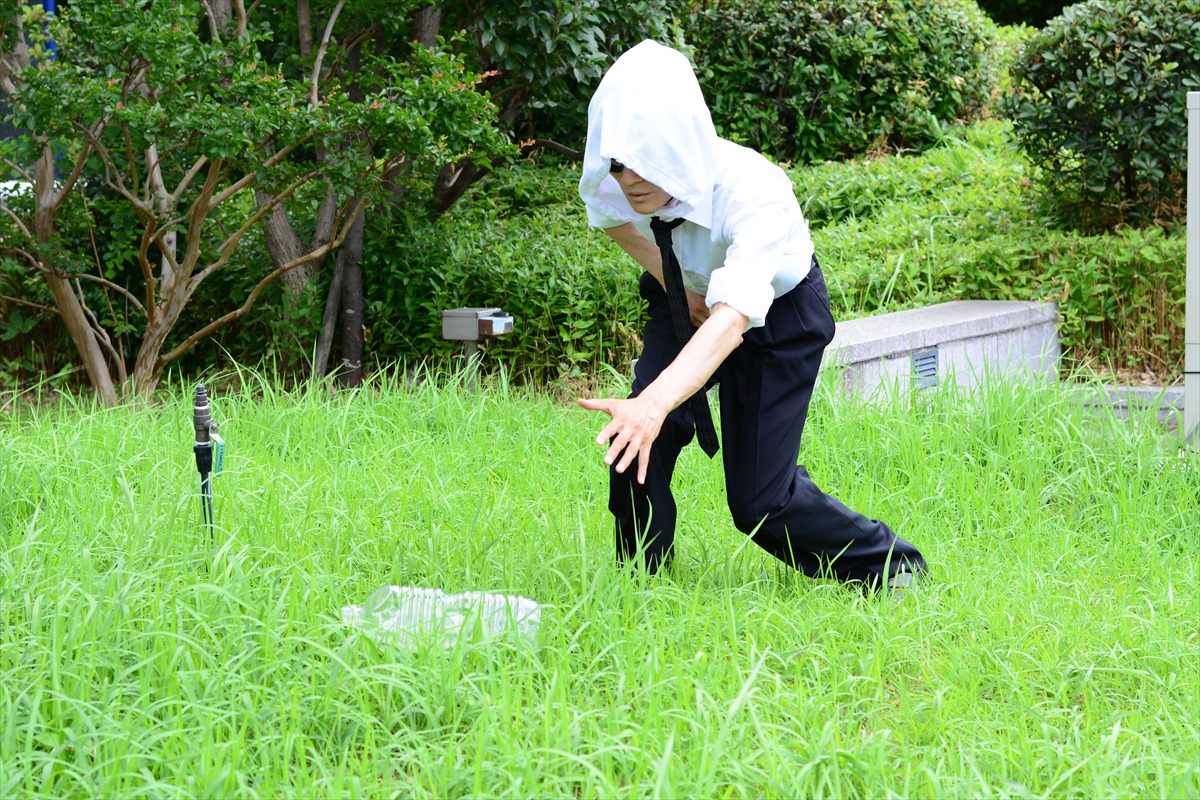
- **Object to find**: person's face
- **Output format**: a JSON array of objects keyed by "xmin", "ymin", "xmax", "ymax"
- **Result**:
[{"xmin": 611, "ymin": 160, "xmax": 672, "ymax": 215}]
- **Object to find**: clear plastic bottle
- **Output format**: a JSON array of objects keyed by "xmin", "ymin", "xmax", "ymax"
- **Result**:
[{"xmin": 342, "ymin": 585, "xmax": 541, "ymax": 651}]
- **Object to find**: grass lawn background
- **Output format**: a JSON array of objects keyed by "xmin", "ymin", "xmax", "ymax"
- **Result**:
[{"xmin": 2, "ymin": 370, "xmax": 1197, "ymax": 798}]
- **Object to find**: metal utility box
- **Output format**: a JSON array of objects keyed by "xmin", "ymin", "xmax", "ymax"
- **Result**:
[{"xmin": 441, "ymin": 307, "xmax": 514, "ymax": 341}]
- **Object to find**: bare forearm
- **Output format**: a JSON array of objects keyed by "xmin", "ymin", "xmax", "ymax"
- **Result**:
[
  {"xmin": 641, "ymin": 303, "xmax": 746, "ymax": 412},
  {"xmin": 578, "ymin": 302, "xmax": 748, "ymax": 483}
]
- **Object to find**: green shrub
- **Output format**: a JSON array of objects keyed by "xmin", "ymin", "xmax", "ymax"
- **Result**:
[
  {"xmin": 687, "ymin": 0, "xmax": 999, "ymax": 164},
  {"xmin": 793, "ymin": 121, "xmax": 1186, "ymax": 380},
  {"xmin": 1030, "ymin": 227, "xmax": 1184, "ymax": 377},
  {"xmin": 1002, "ymin": 0, "xmax": 1200, "ymax": 232},
  {"xmin": 461, "ymin": 0, "xmax": 683, "ymax": 149},
  {"xmin": 362, "ymin": 163, "xmax": 645, "ymax": 385},
  {"xmin": 358, "ymin": 122, "xmax": 1185, "ymax": 386}
]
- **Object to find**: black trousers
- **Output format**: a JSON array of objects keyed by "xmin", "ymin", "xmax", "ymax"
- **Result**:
[{"xmin": 611, "ymin": 262, "xmax": 925, "ymax": 585}]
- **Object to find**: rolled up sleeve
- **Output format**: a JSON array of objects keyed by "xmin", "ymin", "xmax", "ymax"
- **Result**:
[
  {"xmin": 704, "ymin": 200, "xmax": 792, "ymax": 329},
  {"xmin": 586, "ymin": 204, "xmax": 627, "ymax": 229}
]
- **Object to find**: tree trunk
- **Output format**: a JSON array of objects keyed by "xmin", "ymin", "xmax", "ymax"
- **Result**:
[
  {"xmin": 256, "ymin": 189, "xmax": 309, "ymax": 291},
  {"xmin": 128, "ymin": 317, "xmax": 173, "ymax": 399},
  {"xmin": 34, "ymin": 149, "xmax": 118, "ymax": 406},
  {"xmin": 297, "ymin": 0, "xmax": 314, "ymax": 58},
  {"xmin": 412, "ymin": 5, "xmax": 441, "ymax": 47},
  {"xmin": 330, "ymin": 37, "xmax": 368, "ymax": 387},
  {"xmin": 204, "ymin": 0, "xmax": 233, "ymax": 36},
  {"xmin": 335, "ymin": 209, "xmax": 365, "ymax": 388},
  {"xmin": 430, "ymin": 161, "xmax": 488, "ymax": 215},
  {"xmin": 312, "ymin": 248, "xmax": 345, "ymax": 378},
  {"xmin": 43, "ymin": 273, "xmax": 118, "ymax": 406}
]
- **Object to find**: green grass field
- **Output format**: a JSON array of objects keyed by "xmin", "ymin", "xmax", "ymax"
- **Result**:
[{"xmin": 2, "ymin": 371, "xmax": 1197, "ymax": 798}]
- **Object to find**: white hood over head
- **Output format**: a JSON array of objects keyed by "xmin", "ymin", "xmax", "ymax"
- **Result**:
[{"xmin": 579, "ymin": 40, "xmax": 718, "ymax": 227}]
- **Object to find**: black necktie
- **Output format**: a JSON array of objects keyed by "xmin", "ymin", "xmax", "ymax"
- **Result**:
[{"xmin": 649, "ymin": 216, "xmax": 720, "ymax": 458}]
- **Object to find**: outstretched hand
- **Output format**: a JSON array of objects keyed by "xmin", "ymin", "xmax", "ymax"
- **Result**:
[{"xmin": 577, "ymin": 393, "xmax": 671, "ymax": 485}]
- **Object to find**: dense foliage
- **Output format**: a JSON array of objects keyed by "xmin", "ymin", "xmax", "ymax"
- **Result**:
[
  {"xmin": 686, "ymin": 0, "xmax": 999, "ymax": 164},
  {"xmin": 1002, "ymin": 0, "xmax": 1200, "ymax": 231},
  {"xmin": 446, "ymin": 0, "xmax": 681, "ymax": 148},
  {"xmin": 798, "ymin": 122, "xmax": 1185, "ymax": 380},
  {"xmin": 361, "ymin": 161, "xmax": 644, "ymax": 387},
  {"xmin": 0, "ymin": 0, "xmax": 512, "ymax": 400},
  {"xmin": 333, "ymin": 122, "xmax": 1183, "ymax": 385}
]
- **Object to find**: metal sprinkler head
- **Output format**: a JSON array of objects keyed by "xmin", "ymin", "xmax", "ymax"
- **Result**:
[{"xmin": 194, "ymin": 385, "xmax": 212, "ymax": 446}]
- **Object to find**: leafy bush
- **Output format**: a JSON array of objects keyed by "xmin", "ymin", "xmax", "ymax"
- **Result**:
[
  {"xmin": 446, "ymin": 0, "xmax": 682, "ymax": 148},
  {"xmin": 794, "ymin": 121, "xmax": 1186, "ymax": 379},
  {"xmin": 1002, "ymin": 0, "xmax": 1200, "ymax": 231},
  {"xmin": 686, "ymin": 0, "xmax": 999, "ymax": 164},
  {"xmin": 361, "ymin": 162, "xmax": 645, "ymax": 385},
  {"xmin": 360, "ymin": 121, "xmax": 1185, "ymax": 386}
]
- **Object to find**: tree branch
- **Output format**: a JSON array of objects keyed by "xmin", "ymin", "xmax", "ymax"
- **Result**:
[
  {"xmin": 77, "ymin": 122, "xmax": 150, "ymax": 214},
  {"xmin": 74, "ymin": 278, "xmax": 125, "ymax": 382},
  {"xmin": 170, "ymin": 156, "xmax": 210, "ymax": 206},
  {"xmin": 34, "ymin": 271, "xmax": 148, "ymax": 316},
  {"xmin": 0, "ymin": 155, "xmax": 33, "ymax": 185},
  {"xmin": 341, "ymin": 23, "xmax": 380, "ymax": 57},
  {"xmin": 521, "ymin": 138, "xmax": 584, "ymax": 160},
  {"xmin": 204, "ymin": 167, "xmax": 323, "ymax": 280},
  {"xmin": 50, "ymin": 139, "xmax": 95, "ymax": 217},
  {"xmin": 173, "ymin": 155, "xmax": 226, "ymax": 290},
  {"xmin": 233, "ymin": 0, "xmax": 248, "ymax": 36},
  {"xmin": 0, "ymin": 13, "xmax": 30, "ymax": 98},
  {"xmin": 121, "ymin": 125, "xmax": 142, "ymax": 200},
  {"xmin": 310, "ymin": 0, "xmax": 347, "ymax": 107},
  {"xmin": 135, "ymin": 216, "xmax": 160, "ymax": 319},
  {"xmin": 1, "ymin": 204, "xmax": 32, "ymax": 240},
  {"xmin": 145, "ymin": 141, "xmax": 183, "ymax": 290},
  {"xmin": 0, "ymin": 244, "xmax": 46, "ymax": 274},
  {"xmin": 207, "ymin": 140, "xmax": 302, "ymax": 209},
  {"xmin": 159, "ymin": 196, "xmax": 367, "ymax": 367},
  {"xmin": 0, "ymin": 292, "xmax": 56, "ymax": 314}
]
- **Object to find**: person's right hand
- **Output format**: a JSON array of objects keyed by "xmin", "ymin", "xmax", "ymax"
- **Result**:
[{"xmin": 577, "ymin": 393, "xmax": 671, "ymax": 485}]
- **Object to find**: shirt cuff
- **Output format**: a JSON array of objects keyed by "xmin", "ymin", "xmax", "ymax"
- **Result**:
[
  {"xmin": 586, "ymin": 204, "xmax": 628, "ymax": 229},
  {"xmin": 705, "ymin": 268, "xmax": 775, "ymax": 329}
]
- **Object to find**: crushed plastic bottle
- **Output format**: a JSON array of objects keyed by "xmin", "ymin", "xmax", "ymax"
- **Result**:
[{"xmin": 342, "ymin": 586, "xmax": 541, "ymax": 651}]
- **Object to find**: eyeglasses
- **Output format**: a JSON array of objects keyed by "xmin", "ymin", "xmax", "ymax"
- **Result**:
[{"xmin": 609, "ymin": 159, "xmax": 625, "ymax": 174}]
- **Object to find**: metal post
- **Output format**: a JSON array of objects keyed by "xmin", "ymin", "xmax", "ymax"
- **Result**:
[
  {"xmin": 463, "ymin": 340, "xmax": 482, "ymax": 391},
  {"xmin": 193, "ymin": 386, "xmax": 214, "ymax": 543},
  {"xmin": 1186, "ymin": 93, "xmax": 1199, "ymax": 444},
  {"xmin": 193, "ymin": 385, "xmax": 224, "ymax": 543}
]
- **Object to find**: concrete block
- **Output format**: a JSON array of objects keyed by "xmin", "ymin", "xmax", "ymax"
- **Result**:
[{"xmin": 819, "ymin": 300, "xmax": 1060, "ymax": 399}]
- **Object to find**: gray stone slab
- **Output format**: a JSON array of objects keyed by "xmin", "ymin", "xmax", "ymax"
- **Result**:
[
  {"xmin": 826, "ymin": 300, "xmax": 1059, "ymax": 363},
  {"xmin": 819, "ymin": 299, "xmax": 1060, "ymax": 399}
]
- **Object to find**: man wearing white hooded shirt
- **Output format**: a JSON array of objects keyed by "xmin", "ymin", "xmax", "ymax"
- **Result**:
[{"xmin": 578, "ymin": 40, "xmax": 924, "ymax": 592}]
